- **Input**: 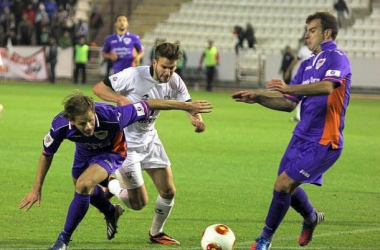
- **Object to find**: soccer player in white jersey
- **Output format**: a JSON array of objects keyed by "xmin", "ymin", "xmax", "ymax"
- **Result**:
[{"xmin": 93, "ymin": 42, "xmax": 207, "ymax": 245}]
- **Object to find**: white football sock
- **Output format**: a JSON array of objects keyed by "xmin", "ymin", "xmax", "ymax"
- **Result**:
[
  {"xmin": 150, "ymin": 195, "xmax": 174, "ymax": 236},
  {"xmin": 108, "ymin": 179, "xmax": 132, "ymax": 208}
]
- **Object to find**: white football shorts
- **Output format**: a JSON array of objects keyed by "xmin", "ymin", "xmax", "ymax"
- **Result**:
[{"xmin": 117, "ymin": 134, "xmax": 171, "ymax": 189}]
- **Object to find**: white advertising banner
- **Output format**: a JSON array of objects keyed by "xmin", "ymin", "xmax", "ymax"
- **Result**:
[{"xmin": 0, "ymin": 47, "xmax": 48, "ymax": 80}]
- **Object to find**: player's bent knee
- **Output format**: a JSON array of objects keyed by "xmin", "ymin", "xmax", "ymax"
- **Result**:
[
  {"xmin": 159, "ymin": 187, "xmax": 176, "ymax": 200},
  {"xmin": 75, "ymin": 179, "xmax": 95, "ymax": 194}
]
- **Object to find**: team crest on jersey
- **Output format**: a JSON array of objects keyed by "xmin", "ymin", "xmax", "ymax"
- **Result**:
[
  {"xmin": 43, "ymin": 133, "xmax": 54, "ymax": 147},
  {"xmin": 316, "ymin": 58, "xmax": 326, "ymax": 70},
  {"xmin": 112, "ymin": 76, "xmax": 118, "ymax": 82},
  {"xmin": 123, "ymin": 37, "xmax": 132, "ymax": 45},
  {"xmin": 94, "ymin": 131, "xmax": 108, "ymax": 139}
]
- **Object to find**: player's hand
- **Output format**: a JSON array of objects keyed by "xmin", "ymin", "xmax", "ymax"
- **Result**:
[
  {"xmin": 267, "ymin": 78, "xmax": 289, "ymax": 94},
  {"xmin": 110, "ymin": 52, "xmax": 118, "ymax": 61},
  {"xmin": 187, "ymin": 100, "xmax": 213, "ymax": 116},
  {"xmin": 19, "ymin": 190, "xmax": 41, "ymax": 211},
  {"xmin": 192, "ymin": 119, "xmax": 206, "ymax": 133},
  {"xmin": 231, "ymin": 90, "xmax": 259, "ymax": 104}
]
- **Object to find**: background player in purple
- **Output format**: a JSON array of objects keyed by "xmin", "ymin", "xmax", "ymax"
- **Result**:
[
  {"xmin": 102, "ymin": 14, "xmax": 144, "ymax": 73},
  {"xmin": 232, "ymin": 12, "xmax": 351, "ymax": 250},
  {"xmin": 19, "ymin": 91, "xmax": 212, "ymax": 250}
]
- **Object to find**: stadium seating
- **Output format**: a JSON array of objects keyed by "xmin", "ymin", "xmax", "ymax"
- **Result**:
[{"xmin": 142, "ymin": 0, "xmax": 379, "ymax": 59}]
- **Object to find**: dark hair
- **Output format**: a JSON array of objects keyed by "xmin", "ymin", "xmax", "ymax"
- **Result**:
[
  {"xmin": 154, "ymin": 42, "xmax": 182, "ymax": 61},
  {"xmin": 306, "ymin": 12, "xmax": 338, "ymax": 40},
  {"xmin": 61, "ymin": 91, "xmax": 95, "ymax": 121},
  {"xmin": 115, "ymin": 14, "xmax": 128, "ymax": 23}
]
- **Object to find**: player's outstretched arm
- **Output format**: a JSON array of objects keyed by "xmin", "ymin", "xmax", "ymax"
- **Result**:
[
  {"xmin": 93, "ymin": 81, "xmax": 132, "ymax": 106},
  {"xmin": 19, "ymin": 154, "xmax": 53, "ymax": 211},
  {"xmin": 232, "ymin": 89, "xmax": 296, "ymax": 112},
  {"xmin": 146, "ymin": 99, "xmax": 213, "ymax": 117}
]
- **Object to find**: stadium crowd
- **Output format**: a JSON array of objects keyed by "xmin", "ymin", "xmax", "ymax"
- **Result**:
[{"xmin": 0, "ymin": 0, "xmax": 93, "ymax": 47}]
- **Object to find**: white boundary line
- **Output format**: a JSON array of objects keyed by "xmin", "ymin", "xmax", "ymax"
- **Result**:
[{"xmin": 1, "ymin": 228, "xmax": 380, "ymax": 250}]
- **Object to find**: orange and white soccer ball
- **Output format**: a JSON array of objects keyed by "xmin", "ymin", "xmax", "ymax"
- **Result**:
[{"xmin": 201, "ymin": 224, "xmax": 236, "ymax": 250}]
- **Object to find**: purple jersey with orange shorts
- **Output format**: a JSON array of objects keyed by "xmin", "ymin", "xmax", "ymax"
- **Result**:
[
  {"xmin": 42, "ymin": 102, "xmax": 150, "ymax": 179},
  {"xmin": 280, "ymin": 41, "xmax": 351, "ymax": 185},
  {"xmin": 102, "ymin": 32, "xmax": 143, "ymax": 73}
]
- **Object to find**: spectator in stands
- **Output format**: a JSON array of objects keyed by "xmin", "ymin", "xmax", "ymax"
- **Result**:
[
  {"xmin": 43, "ymin": 0, "xmax": 58, "ymax": 20},
  {"xmin": 46, "ymin": 37, "xmax": 58, "ymax": 83},
  {"xmin": 333, "ymin": 0, "xmax": 349, "ymax": 28},
  {"xmin": 40, "ymin": 26, "xmax": 49, "ymax": 45},
  {"xmin": 18, "ymin": 13, "xmax": 33, "ymax": 45},
  {"xmin": 244, "ymin": 22, "xmax": 257, "ymax": 50},
  {"xmin": 89, "ymin": 5, "xmax": 103, "ymax": 42},
  {"xmin": 199, "ymin": 39, "xmax": 220, "ymax": 92},
  {"xmin": 279, "ymin": 45, "xmax": 296, "ymax": 85},
  {"xmin": 23, "ymin": 3, "xmax": 36, "ymax": 30},
  {"xmin": 35, "ymin": 3, "xmax": 49, "ymax": 45},
  {"xmin": 0, "ymin": 6, "xmax": 15, "ymax": 34},
  {"xmin": 55, "ymin": 4, "xmax": 68, "ymax": 37},
  {"xmin": 0, "ymin": 26, "xmax": 6, "ymax": 46},
  {"xmin": 73, "ymin": 36, "xmax": 89, "ymax": 85},
  {"xmin": 73, "ymin": 19, "xmax": 88, "ymax": 45},
  {"xmin": 7, "ymin": 28, "xmax": 17, "ymax": 45},
  {"xmin": 58, "ymin": 30, "xmax": 72, "ymax": 48},
  {"xmin": 0, "ymin": 0, "xmax": 9, "ymax": 12},
  {"xmin": 174, "ymin": 40, "xmax": 187, "ymax": 78},
  {"xmin": 102, "ymin": 14, "xmax": 144, "ymax": 73},
  {"xmin": 233, "ymin": 25, "xmax": 244, "ymax": 55}
]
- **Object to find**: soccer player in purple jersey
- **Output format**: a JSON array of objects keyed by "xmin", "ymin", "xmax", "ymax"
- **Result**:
[
  {"xmin": 19, "ymin": 91, "xmax": 212, "ymax": 250},
  {"xmin": 232, "ymin": 12, "xmax": 351, "ymax": 250},
  {"xmin": 102, "ymin": 14, "xmax": 144, "ymax": 73}
]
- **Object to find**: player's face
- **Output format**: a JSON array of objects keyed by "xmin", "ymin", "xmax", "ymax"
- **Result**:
[
  {"xmin": 71, "ymin": 110, "xmax": 96, "ymax": 137},
  {"xmin": 305, "ymin": 19, "xmax": 326, "ymax": 54},
  {"xmin": 115, "ymin": 16, "xmax": 128, "ymax": 33},
  {"xmin": 152, "ymin": 57, "xmax": 177, "ymax": 83}
]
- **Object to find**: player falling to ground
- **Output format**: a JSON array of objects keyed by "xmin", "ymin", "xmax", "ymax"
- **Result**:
[
  {"xmin": 93, "ymin": 42, "xmax": 207, "ymax": 245},
  {"xmin": 232, "ymin": 12, "xmax": 351, "ymax": 250},
  {"xmin": 19, "ymin": 91, "xmax": 212, "ymax": 250}
]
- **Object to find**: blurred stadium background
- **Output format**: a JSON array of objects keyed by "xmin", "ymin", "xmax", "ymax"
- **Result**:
[{"xmin": 0, "ymin": 0, "xmax": 379, "ymax": 92}]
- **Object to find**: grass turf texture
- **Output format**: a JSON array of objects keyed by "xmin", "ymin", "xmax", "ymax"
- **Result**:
[{"xmin": 0, "ymin": 81, "xmax": 379, "ymax": 249}]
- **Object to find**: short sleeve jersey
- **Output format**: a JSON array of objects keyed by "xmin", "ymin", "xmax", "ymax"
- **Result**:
[
  {"xmin": 42, "ymin": 102, "xmax": 150, "ymax": 160},
  {"xmin": 102, "ymin": 32, "xmax": 143, "ymax": 73},
  {"xmin": 285, "ymin": 41, "xmax": 351, "ymax": 149},
  {"xmin": 107, "ymin": 66, "xmax": 191, "ymax": 147}
]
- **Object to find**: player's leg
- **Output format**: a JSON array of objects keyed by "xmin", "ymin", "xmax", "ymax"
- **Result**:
[
  {"xmin": 108, "ymin": 147, "xmax": 150, "ymax": 210},
  {"xmin": 110, "ymin": 164, "xmax": 149, "ymax": 210},
  {"xmin": 50, "ymin": 164, "xmax": 109, "ymax": 250},
  {"xmin": 251, "ymin": 171, "xmax": 299, "ymax": 250},
  {"xmin": 146, "ymin": 166, "xmax": 180, "ymax": 245}
]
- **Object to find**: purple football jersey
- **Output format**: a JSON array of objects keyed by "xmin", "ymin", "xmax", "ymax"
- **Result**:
[
  {"xmin": 102, "ymin": 32, "xmax": 143, "ymax": 73},
  {"xmin": 285, "ymin": 41, "xmax": 351, "ymax": 149},
  {"xmin": 42, "ymin": 102, "xmax": 150, "ymax": 160}
]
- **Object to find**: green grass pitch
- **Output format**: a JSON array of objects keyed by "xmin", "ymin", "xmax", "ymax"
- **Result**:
[{"xmin": 0, "ymin": 81, "xmax": 380, "ymax": 249}]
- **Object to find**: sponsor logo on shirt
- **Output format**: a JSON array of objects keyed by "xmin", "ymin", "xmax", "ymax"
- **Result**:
[
  {"xmin": 302, "ymin": 77, "xmax": 321, "ymax": 85},
  {"xmin": 43, "ymin": 133, "xmax": 54, "ymax": 147},
  {"xmin": 94, "ymin": 131, "xmax": 108, "ymax": 139},
  {"xmin": 133, "ymin": 103, "xmax": 146, "ymax": 116},
  {"xmin": 326, "ymin": 70, "xmax": 341, "ymax": 77},
  {"xmin": 305, "ymin": 66, "xmax": 312, "ymax": 71}
]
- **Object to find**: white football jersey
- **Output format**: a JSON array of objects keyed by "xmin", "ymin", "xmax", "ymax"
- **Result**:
[{"xmin": 109, "ymin": 66, "xmax": 191, "ymax": 147}]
